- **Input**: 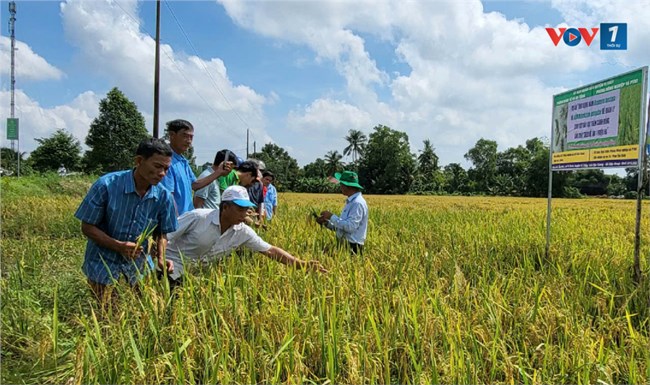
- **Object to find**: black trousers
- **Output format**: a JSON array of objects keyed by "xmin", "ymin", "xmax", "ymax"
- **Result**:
[{"xmin": 348, "ymin": 242, "xmax": 364, "ymax": 255}]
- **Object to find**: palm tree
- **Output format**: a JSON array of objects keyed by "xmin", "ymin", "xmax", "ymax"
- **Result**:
[
  {"xmin": 418, "ymin": 139, "xmax": 439, "ymax": 173},
  {"xmin": 324, "ymin": 150, "xmax": 344, "ymax": 176},
  {"xmin": 343, "ymin": 129, "xmax": 367, "ymax": 163}
]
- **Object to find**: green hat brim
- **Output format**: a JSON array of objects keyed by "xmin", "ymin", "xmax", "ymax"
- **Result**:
[
  {"xmin": 334, "ymin": 172, "xmax": 363, "ymax": 189},
  {"xmin": 340, "ymin": 180, "xmax": 363, "ymax": 189}
]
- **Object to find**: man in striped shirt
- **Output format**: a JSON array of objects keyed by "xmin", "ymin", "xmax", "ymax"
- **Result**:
[{"xmin": 75, "ymin": 138, "xmax": 178, "ymax": 302}]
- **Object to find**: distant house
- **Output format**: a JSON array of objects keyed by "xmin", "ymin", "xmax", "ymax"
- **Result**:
[{"xmin": 0, "ymin": 167, "xmax": 13, "ymax": 176}]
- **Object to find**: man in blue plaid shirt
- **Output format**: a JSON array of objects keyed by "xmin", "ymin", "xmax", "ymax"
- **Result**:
[{"xmin": 75, "ymin": 138, "xmax": 178, "ymax": 302}]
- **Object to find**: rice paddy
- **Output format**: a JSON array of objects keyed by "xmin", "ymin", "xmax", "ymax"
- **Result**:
[{"xmin": 1, "ymin": 177, "xmax": 649, "ymax": 384}]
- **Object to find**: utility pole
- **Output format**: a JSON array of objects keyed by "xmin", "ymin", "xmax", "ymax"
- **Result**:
[
  {"xmin": 246, "ymin": 129, "xmax": 249, "ymax": 158},
  {"xmin": 8, "ymin": 2, "xmax": 19, "ymax": 176},
  {"xmin": 153, "ymin": 0, "xmax": 161, "ymax": 138}
]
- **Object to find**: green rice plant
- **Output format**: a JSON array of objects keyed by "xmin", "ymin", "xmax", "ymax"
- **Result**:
[
  {"xmin": 52, "ymin": 285, "xmax": 59, "ymax": 368},
  {"xmin": 2, "ymin": 185, "xmax": 649, "ymax": 383}
]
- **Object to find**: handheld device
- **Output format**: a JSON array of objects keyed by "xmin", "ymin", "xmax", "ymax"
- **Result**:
[{"xmin": 223, "ymin": 150, "xmax": 231, "ymax": 170}]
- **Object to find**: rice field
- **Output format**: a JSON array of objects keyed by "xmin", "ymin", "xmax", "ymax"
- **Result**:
[{"xmin": 2, "ymin": 177, "xmax": 649, "ymax": 384}]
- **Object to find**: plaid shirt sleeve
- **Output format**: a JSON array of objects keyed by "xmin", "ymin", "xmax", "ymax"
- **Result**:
[
  {"xmin": 74, "ymin": 179, "xmax": 108, "ymax": 225},
  {"xmin": 158, "ymin": 189, "xmax": 178, "ymax": 234}
]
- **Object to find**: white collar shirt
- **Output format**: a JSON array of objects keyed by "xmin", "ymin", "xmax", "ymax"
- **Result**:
[
  {"xmin": 328, "ymin": 191, "xmax": 368, "ymax": 245},
  {"xmin": 166, "ymin": 208, "xmax": 271, "ymax": 265}
]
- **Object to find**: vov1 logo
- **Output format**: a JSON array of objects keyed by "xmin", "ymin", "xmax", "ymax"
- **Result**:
[{"xmin": 545, "ymin": 23, "xmax": 627, "ymax": 50}]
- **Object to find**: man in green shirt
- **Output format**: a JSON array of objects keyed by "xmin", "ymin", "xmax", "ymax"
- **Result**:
[
  {"xmin": 194, "ymin": 149, "xmax": 238, "ymax": 209},
  {"xmin": 218, "ymin": 160, "xmax": 259, "ymax": 191}
]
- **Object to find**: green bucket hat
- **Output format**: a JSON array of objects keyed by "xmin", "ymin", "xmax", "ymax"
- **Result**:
[{"xmin": 334, "ymin": 170, "xmax": 363, "ymax": 189}]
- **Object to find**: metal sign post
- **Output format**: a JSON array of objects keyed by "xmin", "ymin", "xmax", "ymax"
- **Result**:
[{"xmin": 546, "ymin": 67, "xmax": 648, "ymax": 285}]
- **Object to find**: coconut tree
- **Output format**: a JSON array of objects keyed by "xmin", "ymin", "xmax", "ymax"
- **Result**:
[
  {"xmin": 324, "ymin": 150, "xmax": 344, "ymax": 176},
  {"xmin": 343, "ymin": 129, "xmax": 367, "ymax": 163}
]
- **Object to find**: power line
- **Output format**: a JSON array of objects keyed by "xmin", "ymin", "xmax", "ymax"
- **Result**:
[
  {"xmin": 163, "ymin": 0, "xmax": 260, "ymax": 144},
  {"xmin": 112, "ymin": 1, "xmax": 231, "ymax": 136},
  {"xmin": 110, "ymin": 1, "xmax": 264, "ymax": 160},
  {"xmin": 160, "ymin": 45, "xmax": 229, "ymax": 126}
]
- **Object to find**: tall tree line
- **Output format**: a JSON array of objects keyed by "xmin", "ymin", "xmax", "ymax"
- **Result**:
[{"xmin": 8, "ymin": 91, "xmax": 646, "ymax": 198}]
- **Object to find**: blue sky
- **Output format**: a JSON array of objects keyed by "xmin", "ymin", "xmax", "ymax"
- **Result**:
[{"xmin": 1, "ymin": 0, "xmax": 649, "ymax": 169}]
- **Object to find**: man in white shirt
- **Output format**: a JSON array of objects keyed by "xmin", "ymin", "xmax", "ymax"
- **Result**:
[{"xmin": 163, "ymin": 185, "xmax": 327, "ymax": 287}]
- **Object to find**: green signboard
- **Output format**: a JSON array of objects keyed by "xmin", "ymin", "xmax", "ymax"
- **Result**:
[
  {"xmin": 550, "ymin": 67, "xmax": 648, "ymax": 170},
  {"xmin": 6, "ymin": 118, "xmax": 18, "ymax": 140}
]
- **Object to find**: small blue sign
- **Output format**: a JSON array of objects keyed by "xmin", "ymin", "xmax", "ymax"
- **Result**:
[{"xmin": 600, "ymin": 23, "xmax": 627, "ymax": 50}]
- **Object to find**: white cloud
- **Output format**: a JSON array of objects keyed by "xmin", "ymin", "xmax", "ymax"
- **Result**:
[
  {"xmin": 0, "ymin": 37, "xmax": 64, "ymax": 81},
  {"xmin": 551, "ymin": 0, "xmax": 650, "ymax": 66},
  {"xmin": 218, "ymin": 0, "xmax": 648, "ymax": 167},
  {"xmin": 220, "ymin": 0, "xmax": 390, "ymax": 104},
  {"xmin": 8, "ymin": 0, "xmax": 647, "ymax": 169},
  {"xmin": 0, "ymin": 89, "xmax": 98, "ymax": 153},
  {"xmin": 286, "ymin": 99, "xmax": 373, "ymax": 162},
  {"xmin": 288, "ymin": 99, "xmax": 372, "ymax": 136},
  {"xmin": 59, "ymin": 0, "xmax": 269, "ymax": 163}
]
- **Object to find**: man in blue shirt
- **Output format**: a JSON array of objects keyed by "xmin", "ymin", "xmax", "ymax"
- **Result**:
[
  {"xmin": 317, "ymin": 170, "xmax": 369, "ymax": 255},
  {"xmin": 161, "ymin": 119, "xmax": 232, "ymax": 216},
  {"xmin": 75, "ymin": 138, "xmax": 178, "ymax": 302},
  {"xmin": 262, "ymin": 171, "xmax": 278, "ymax": 220},
  {"xmin": 246, "ymin": 159, "xmax": 266, "ymax": 225}
]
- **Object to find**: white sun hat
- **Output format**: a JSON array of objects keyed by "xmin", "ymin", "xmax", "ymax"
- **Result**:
[{"xmin": 222, "ymin": 185, "xmax": 257, "ymax": 208}]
